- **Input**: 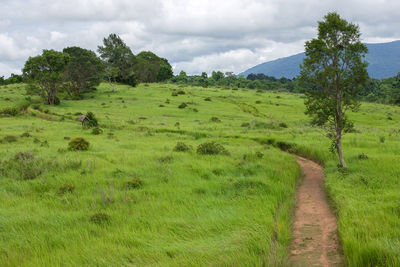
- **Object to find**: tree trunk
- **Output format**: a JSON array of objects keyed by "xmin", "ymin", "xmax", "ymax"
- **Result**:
[{"xmin": 336, "ymin": 131, "xmax": 347, "ymax": 168}]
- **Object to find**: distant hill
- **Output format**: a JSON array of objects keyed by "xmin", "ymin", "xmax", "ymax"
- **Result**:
[{"xmin": 239, "ymin": 40, "xmax": 400, "ymax": 79}]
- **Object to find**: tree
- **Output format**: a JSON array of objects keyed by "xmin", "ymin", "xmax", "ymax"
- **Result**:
[
  {"xmin": 23, "ymin": 50, "xmax": 70, "ymax": 105},
  {"xmin": 63, "ymin": 46, "xmax": 104, "ymax": 95},
  {"xmin": 300, "ymin": 12, "xmax": 369, "ymax": 167},
  {"xmin": 97, "ymin": 33, "xmax": 137, "ymax": 87},
  {"xmin": 134, "ymin": 51, "xmax": 173, "ymax": 83}
]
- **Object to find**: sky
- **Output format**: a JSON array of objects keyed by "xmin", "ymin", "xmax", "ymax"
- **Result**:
[{"xmin": 0, "ymin": 0, "xmax": 400, "ymax": 78}]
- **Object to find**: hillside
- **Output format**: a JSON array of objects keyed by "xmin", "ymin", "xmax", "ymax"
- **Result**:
[
  {"xmin": 0, "ymin": 83, "xmax": 399, "ymax": 266},
  {"xmin": 240, "ymin": 40, "xmax": 400, "ymax": 79}
]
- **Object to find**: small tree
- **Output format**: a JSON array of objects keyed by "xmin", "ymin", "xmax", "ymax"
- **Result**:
[
  {"xmin": 300, "ymin": 12, "xmax": 369, "ymax": 167},
  {"xmin": 23, "ymin": 50, "xmax": 70, "ymax": 105}
]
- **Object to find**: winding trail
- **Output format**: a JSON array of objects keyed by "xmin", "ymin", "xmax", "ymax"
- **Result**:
[{"xmin": 289, "ymin": 156, "xmax": 342, "ymax": 267}]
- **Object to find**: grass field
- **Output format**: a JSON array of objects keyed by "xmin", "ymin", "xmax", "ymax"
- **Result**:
[{"xmin": 0, "ymin": 83, "xmax": 399, "ymax": 266}]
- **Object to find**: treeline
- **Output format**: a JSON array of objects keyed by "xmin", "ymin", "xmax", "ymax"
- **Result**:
[
  {"xmin": 21, "ymin": 34, "xmax": 173, "ymax": 105},
  {"xmin": 170, "ymin": 71, "xmax": 400, "ymax": 105}
]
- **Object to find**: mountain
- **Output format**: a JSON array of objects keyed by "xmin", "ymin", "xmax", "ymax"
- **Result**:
[{"xmin": 239, "ymin": 40, "xmax": 400, "ymax": 79}]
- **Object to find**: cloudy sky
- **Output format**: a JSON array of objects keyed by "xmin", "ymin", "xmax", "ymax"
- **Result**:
[{"xmin": 0, "ymin": 0, "xmax": 399, "ymax": 77}]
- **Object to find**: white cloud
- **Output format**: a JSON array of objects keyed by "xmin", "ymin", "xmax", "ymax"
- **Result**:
[{"xmin": 0, "ymin": 0, "xmax": 400, "ymax": 77}]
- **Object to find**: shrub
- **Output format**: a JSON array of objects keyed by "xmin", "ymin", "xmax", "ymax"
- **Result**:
[
  {"xmin": 241, "ymin": 122, "xmax": 250, "ymax": 127},
  {"xmin": 58, "ymin": 184, "xmax": 75, "ymax": 195},
  {"xmin": 4, "ymin": 135, "xmax": 17, "ymax": 143},
  {"xmin": 379, "ymin": 136, "xmax": 385, "ymax": 143},
  {"xmin": 171, "ymin": 92, "xmax": 178, "ymax": 96},
  {"xmin": 124, "ymin": 178, "xmax": 144, "ymax": 190},
  {"xmin": 90, "ymin": 213, "xmax": 111, "ymax": 225},
  {"xmin": 197, "ymin": 142, "xmax": 229, "ymax": 155},
  {"xmin": 358, "ymin": 153, "xmax": 369, "ymax": 160},
  {"xmin": 279, "ymin": 122, "xmax": 288, "ymax": 128},
  {"xmin": 255, "ymin": 100, "xmax": 261, "ymax": 104},
  {"xmin": 158, "ymin": 155, "xmax": 173, "ymax": 163},
  {"xmin": 204, "ymin": 97, "xmax": 211, "ymax": 101},
  {"xmin": 68, "ymin": 137, "xmax": 90, "ymax": 151},
  {"xmin": 159, "ymin": 104, "xmax": 165, "ymax": 107},
  {"xmin": 20, "ymin": 132, "xmax": 31, "ymax": 138},
  {"xmin": 2, "ymin": 151, "xmax": 44, "ymax": 180},
  {"xmin": 177, "ymin": 90, "xmax": 185, "ymax": 95},
  {"xmin": 2, "ymin": 107, "xmax": 19, "ymax": 116},
  {"xmin": 86, "ymin": 112, "xmax": 98, "ymax": 127},
  {"xmin": 210, "ymin": 117, "xmax": 221, "ymax": 122},
  {"xmin": 178, "ymin": 103, "xmax": 187, "ymax": 109},
  {"xmin": 174, "ymin": 142, "xmax": 190, "ymax": 152},
  {"xmin": 91, "ymin": 127, "xmax": 103, "ymax": 135}
]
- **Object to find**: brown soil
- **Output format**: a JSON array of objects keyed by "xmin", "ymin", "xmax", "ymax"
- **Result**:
[{"xmin": 289, "ymin": 156, "xmax": 342, "ymax": 267}]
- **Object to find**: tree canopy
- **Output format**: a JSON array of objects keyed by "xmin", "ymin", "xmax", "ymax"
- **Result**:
[
  {"xmin": 63, "ymin": 46, "xmax": 104, "ymax": 95},
  {"xmin": 97, "ymin": 33, "xmax": 137, "ymax": 86},
  {"xmin": 23, "ymin": 49, "xmax": 70, "ymax": 105},
  {"xmin": 300, "ymin": 12, "xmax": 369, "ymax": 167}
]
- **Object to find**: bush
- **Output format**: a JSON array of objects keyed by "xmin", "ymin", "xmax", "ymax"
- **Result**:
[
  {"xmin": 178, "ymin": 103, "xmax": 187, "ymax": 109},
  {"xmin": 358, "ymin": 153, "xmax": 369, "ymax": 160},
  {"xmin": 58, "ymin": 184, "xmax": 75, "ymax": 195},
  {"xmin": 4, "ymin": 135, "xmax": 17, "ymax": 143},
  {"xmin": 255, "ymin": 100, "xmax": 261, "ymax": 104},
  {"xmin": 279, "ymin": 122, "xmax": 288, "ymax": 128},
  {"xmin": 174, "ymin": 142, "xmax": 190, "ymax": 152},
  {"xmin": 171, "ymin": 92, "xmax": 178, "ymax": 97},
  {"xmin": 241, "ymin": 122, "xmax": 250, "ymax": 127},
  {"xmin": 177, "ymin": 90, "xmax": 185, "ymax": 95},
  {"xmin": 68, "ymin": 137, "xmax": 90, "ymax": 151},
  {"xmin": 86, "ymin": 112, "xmax": 98, "ymax": 127},
  {"xmin": 90, "ymin": 213, "xmax": 111, "ymax": 225},
  {"xmin": 20, "ymin": 132, "xmax": 31, "ymax": 138},
  {"xmin": 124, "ymin": 178, "xmax": 144, "ymax": 189},
  {"xmin": 1, "ymin": 107, "xmax": 19, "ymax": 116},
  {"xmin": 210, "ymin": 117, "xmax": 221, "ymax": 122},
  {"xmin": 91, "ymin": 127, "xmax": 103, "ymax": 135},
  {"xmin": 1, "ymin": 151, "xmax": 44, "ymax": 180},
  {"xmin": 197, "ymin": 142, "xmax": 229, "ymax": 155},
  {"xmin": 204, "ymin": 97, "xmax": 211, "ymax": 101}
]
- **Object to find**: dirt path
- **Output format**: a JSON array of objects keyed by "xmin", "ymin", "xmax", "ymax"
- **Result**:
[{"xmin": 289, "ymin": 156, "xmax": 342, "ymax": 267}]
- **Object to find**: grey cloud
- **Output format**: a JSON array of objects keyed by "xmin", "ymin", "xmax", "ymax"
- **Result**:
[{"xmin": 0, "ymin": 0, "xmax": 399, "ymax": 77}]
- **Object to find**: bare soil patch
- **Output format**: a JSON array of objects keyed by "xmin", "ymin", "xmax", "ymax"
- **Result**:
[{"xmin": 289, "ymin": 156, "xmax": 342, "ymax": 266}]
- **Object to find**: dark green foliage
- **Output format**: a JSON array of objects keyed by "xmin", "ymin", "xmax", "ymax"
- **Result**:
[
  {"xmin": 173, "ymin": 142, "xmax": 190, "ymax": 152},
  {"xmin": 255, "ymin": 100, "xmax": 261, "ymax": 104},
  {"xmin": 1, "ymin": 107, "xmax": 19, "ymax": 116},
  {"xmin": 241, "ymin": 122, "xmax": 250, "ymax": 127},
  {"xmin": 178, "ymin": 103, "xmax": 187, "ymax": 109},
  {"xmin": 4, "ymin": 135, "xmax": 17, "ymax": 143},
  {"xmin": 177, "ymin": 90, "xmax": 185, "ymax": 95},
  {"xmin": 58, "ymin": 184, "xmax": 75, "ymax": 195},
  {"xmin": 171, "ymin": 92, "xmax": 178, "ymax": 96},
  {"xmin": 20, "ymin": 132, "xmax": 31, "ymax": 138},
  {"xmin": 197, "ymin": 142, "xmax": 229, "ymax": 155},
  {"xmin": 124, "ymin": 178, "xmax": 144, "ymax": 189},
  {"xmin": 97, "ymin": 33, "xmax": 137, "ymax": 87},
  {"xmin": 86, "ymin": 112, "xmax": 98, "ymax": 127},
  {"xmin": 210, "ymin": 117, "xmax": 221, "ymax": 122},
  {"xmin": 68, "ymin": 137, "xmax": 90, "ymax": 151},
  {"xmin": 204, "ymin": 97, "xmax": 211, "ymax": 101},
  {"xmin": 134, "ymin": 51, "xmax": 173, "ymax": 83},
  {"xmin": 279, "ymin": 122, "xmax": 288, "ymax": 128},
  {"xmin": 90, "ymin": 213, "xmax": 111, "ymax": 225},
  {"xmin": 300, "ymin": 12, "xmax": 369, "ymax": 168},
  {"xmin": 91, "ymin": 127, "xmax": 103, "ymax": 135},
  {"xmin": 63, "ymin": 46, "xmax": 104, "ymax": 95},
  {"xmin": 358, "ymin": 153, "xmax": 369, "ymax": 160},
  {"xmin": 23, "ymin": 49, "xmax": 70, "ymax": 105}
]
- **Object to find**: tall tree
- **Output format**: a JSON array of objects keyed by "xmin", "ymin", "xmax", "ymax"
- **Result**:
[
  {"xmin": 63, "ymin": 46, "xmax": 104, "ymax": 95},
  {"xmin": 97, "ymin": 33, "xmax": 137, "ymax": 87},
  {"xmin": 23, "ymin": 50, "xmax": 70, "ymax": 105},
  {"xmin": 300, "ymin": 12, "xmax": 369, "ymax": 167}
]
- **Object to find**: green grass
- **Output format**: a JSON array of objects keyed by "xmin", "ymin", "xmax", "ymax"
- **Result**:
[{"xmin": 0, "ymin": 82, "xmax": 399, "ymax": 266}]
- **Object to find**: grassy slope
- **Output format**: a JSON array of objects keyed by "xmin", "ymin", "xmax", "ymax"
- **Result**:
[
  {"xmin": 1, "ymin": 83, "xmax": 399, "ymax": 266},
  {"xmin": 0, "ymin": 83, "xmax": 299, "ymax": 266}
]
